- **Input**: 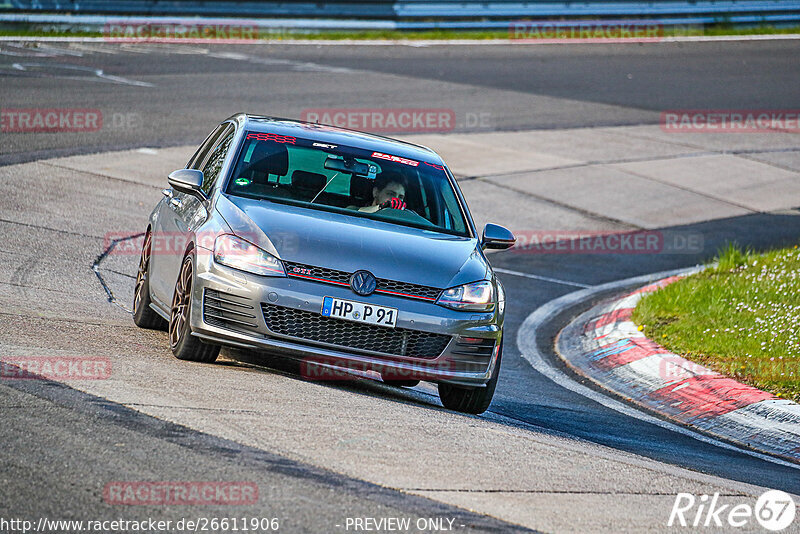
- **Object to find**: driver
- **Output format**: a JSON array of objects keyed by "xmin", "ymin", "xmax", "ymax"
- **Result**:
[{"xmin": 358, "ymin": 172, "xmax": 407, "ymax": 213}]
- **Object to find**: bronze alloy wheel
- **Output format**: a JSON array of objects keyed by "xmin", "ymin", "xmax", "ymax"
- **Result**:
[
  {"xmin": 167, "ymin": 252, "xmax": 220, "ymax": 363},
  {"xmin": 169, "ymin": 257, "xmax": 193, "ymax": 349},
  {"xmin": 132, "ymin": 231, "xmax": 167, "ymax": 330},
  {"xmin": 133, "ymin": 232, "xmax": 151, "ymax": 315}
]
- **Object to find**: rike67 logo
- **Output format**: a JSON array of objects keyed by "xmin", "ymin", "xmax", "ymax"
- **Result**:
[{"xmin": 669, "ymin": 490, "xmax": 796, "ymax": 531}]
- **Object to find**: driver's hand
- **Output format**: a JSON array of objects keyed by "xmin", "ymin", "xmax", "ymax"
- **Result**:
[{"xmin": 379, "ymin": 198, "xmax": 406, "ymax": 210}]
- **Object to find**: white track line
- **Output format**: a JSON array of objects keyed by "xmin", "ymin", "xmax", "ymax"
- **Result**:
[
  {"xmin": 516, "ymin": 265, "xmax": 800, "ymax": 471},
  {"xmin": 9, "ymin": 61, "xmax": 153, "ymax": 87},
  {"xmin": 493, "ymin": 267, "xmax": 592, "ymax": 289}
]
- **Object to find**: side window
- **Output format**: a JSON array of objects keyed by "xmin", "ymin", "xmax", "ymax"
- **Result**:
[
  {"xmin": 200, "ymin": 126, "xmax": 235, "ymax": 195},
  {"xmin": 187, "ymin": 123, "xmax": 227, "ymax": 170}
]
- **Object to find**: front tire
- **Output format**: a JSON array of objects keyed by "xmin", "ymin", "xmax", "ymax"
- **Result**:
[
  {"xmin": 438, "ymin": 340, "xmax": 502, "ymax": 414},
  {"xmin": 133, "ymin": 230, "xmax": 168, "ymax": 330},
  {"xmin": 169, "ymin": 254, "xmax": 220, "ymax": 363}
]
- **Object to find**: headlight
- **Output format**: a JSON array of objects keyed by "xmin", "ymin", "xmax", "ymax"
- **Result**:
[
  {"xmin": 213, "ymin": 234, "xmax": 285, "ymax": 277},
  {"xmin": 436, "ymin": 280, "xmax": 495, "ymax": 311}
]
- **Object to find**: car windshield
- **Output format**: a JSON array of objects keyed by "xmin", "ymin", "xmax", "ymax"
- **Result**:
[{"xmin": 224, "ymin": 131, "xmax": 471, "ymax": 237}]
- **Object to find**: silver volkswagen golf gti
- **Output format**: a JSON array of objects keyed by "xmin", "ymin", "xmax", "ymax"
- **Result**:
[{"xmin": 134, "ymin": 114, "xmax": 515, "ymax": 414}]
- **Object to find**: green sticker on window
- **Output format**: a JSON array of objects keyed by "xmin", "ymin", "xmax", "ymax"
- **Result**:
[{"xmin": 234, "ymin": 178, "xmax": 251, "ymax": 186}]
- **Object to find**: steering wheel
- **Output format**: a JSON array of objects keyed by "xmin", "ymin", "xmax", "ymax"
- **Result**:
[{"xmin": 378, "ymin": 197, "xmax": 406, "ymax": 210}]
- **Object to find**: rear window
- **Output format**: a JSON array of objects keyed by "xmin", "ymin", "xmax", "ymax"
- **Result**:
[{"xmin": 224, "ymin": 131, "xmax": 471, "ymax": 237}]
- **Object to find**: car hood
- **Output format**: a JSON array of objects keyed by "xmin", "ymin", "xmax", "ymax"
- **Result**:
[{"xmin": 215, "ymin": 194, "xmax": 488, "ymax": 289}]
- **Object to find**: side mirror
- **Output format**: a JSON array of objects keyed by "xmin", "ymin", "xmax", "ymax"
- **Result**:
[
  {"xmin": 168, "ymin": 169, "xmax": 206, "ymax": 199},
  {"xmin": 482, "ymin": 223, "xmax": 516, "ymax": 250}
]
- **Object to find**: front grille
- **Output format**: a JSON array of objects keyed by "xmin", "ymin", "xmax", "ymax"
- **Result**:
[
  {"xmin": 283, "ymin": 261, "xmax": 442, "ymax": 302},
  {"xmin": 284, "ymin": 262, "xmax": 350, "ymax": 285},
  {"xmin": 261, "ymin": 303, "xmax": 451, "ymax": 359},
  {"xmin": 377, "ymin": 278, "xmax": 441, "ymax": 301},
  {"xmin": 203, "ymin": 289, "xmax": 258, "ymax": 332},
  {"xmin": 447, "ymin": 337, "xmax": 496, "ymax": 373}
]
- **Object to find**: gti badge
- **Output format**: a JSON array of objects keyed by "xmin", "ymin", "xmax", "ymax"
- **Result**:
[{"xmin": 350, "ymin": 270, "xmax": 377, "ymax": 296}]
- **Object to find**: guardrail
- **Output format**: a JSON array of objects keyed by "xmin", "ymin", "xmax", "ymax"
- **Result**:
[
  {"xmin": 0, "ymin": 1, "xmax": 395, "ymax": 18},
  {"xmin": 396, "ymin": 0, "xmax": 800, "ymax": 17},
  {"xmin": 1, "ymin": 0, "xmax": 799, "ymax": 28}
]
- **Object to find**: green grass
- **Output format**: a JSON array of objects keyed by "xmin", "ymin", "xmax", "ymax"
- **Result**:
[
  {"xmin": 633, "ymin": 243, "xmax": 800, "ymax": 402},
  {"xmin": 1, "ymin": 24, "xmax": 799, "ymax": 41},
  {"xmin": 699, "ymin": 24, "xmax": 800, "ymax": 36}
]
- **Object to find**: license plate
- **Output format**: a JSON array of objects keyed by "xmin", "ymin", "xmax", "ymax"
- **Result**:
[{"xmin": 321, "ymin": 296, "xmax": 397, "ymax": 328}]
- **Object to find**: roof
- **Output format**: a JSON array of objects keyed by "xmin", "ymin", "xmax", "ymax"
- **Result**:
[{"xmin": 235, "ymin": 114, "xmax": 444, "ymax": 166}]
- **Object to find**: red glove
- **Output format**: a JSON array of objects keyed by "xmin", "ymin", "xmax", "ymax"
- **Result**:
[{"xmin": 379, "ymin": 197, "xmax": 406, "ymax": 210}]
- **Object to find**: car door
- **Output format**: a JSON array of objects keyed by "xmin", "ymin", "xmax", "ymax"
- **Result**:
[{"xmin": 149, "ymin": 123, "xmax": 230, "ymax": 307}]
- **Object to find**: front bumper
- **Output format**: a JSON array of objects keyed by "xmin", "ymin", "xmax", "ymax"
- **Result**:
[{"xmin": 188, "ymin": 249, "xmax": 502, "ymax": 386}]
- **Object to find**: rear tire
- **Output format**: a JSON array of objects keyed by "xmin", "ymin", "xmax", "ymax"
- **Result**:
[
  {"xmin": 169, "ymin": 254, "xmax": 220, "ymax": 363},
  {"xmin": 133, "ymin": 230, "xmax": 168, "ymax": 330},
  {"xmin": 438, "ymin": 339, "xmax": 502, "ymax": 414}
]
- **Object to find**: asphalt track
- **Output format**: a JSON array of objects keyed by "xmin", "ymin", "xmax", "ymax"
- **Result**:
[
  {"xmin": 2, "ymin": 40, "xmax": 800, "ymax": 165},
  {"xmin": 1, "ymin": 40, "xmax": 800, "ymax": 532}
]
